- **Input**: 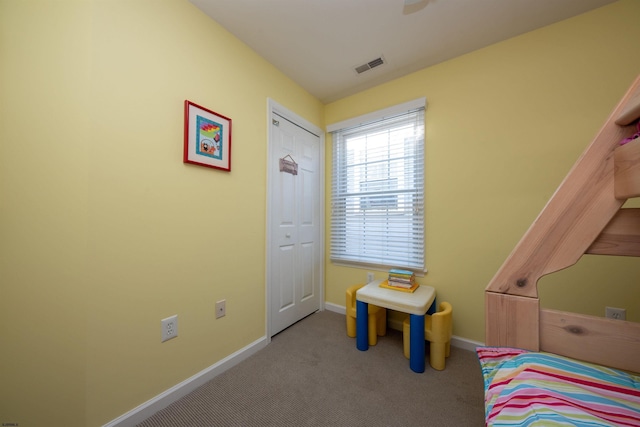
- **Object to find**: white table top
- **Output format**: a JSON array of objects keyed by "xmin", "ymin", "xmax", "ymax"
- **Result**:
[{"xmin": 356, "ymin": 280, "xmax": 435, "ymax": 315}]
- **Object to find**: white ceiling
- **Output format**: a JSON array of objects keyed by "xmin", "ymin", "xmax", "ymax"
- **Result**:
[{"xmin": 189, "ymin": 0, "xmax": 616, "ymax": 103}]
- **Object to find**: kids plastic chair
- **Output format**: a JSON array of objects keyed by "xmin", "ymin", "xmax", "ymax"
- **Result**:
[
  {"xmin": 402, "ymin": 301, "xmax": 452, "ymax": 370},
  {"xmin": 346, "ymin": 284, "xmax": 387, "ymax": 345}
]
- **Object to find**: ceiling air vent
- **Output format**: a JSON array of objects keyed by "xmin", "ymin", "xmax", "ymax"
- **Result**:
[{"xmin": 354, "ymin": 56, "xmax": 386, "ymax": 74}]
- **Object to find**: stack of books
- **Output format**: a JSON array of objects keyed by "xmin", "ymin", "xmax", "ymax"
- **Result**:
[
  {"xmin": 388, "ymin": 268, "xmax": 415, "ymax": 288},
  {"xmin": 379, "ymin": 268, "xmax": 418, "ymax": 292}
]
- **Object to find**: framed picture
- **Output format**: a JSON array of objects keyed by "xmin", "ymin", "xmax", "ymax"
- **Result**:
[{"xmin": 184, "ymin": 100, "xmax": 232, "ymax": 171}]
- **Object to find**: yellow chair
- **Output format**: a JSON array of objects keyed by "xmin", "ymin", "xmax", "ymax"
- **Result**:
[
  {"xmin": 402, "ymin": 302, "xmax": 453, "ymax": 370},
  {"xmin": 346, "ymin": 284, "xmax": 387, "ymax": 345}
]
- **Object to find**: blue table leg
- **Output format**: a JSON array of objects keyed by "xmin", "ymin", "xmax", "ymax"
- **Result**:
[
  {"xmin": 409, "ymin": 313, "xmax": 426, "ymax": 373},
  {"xmin": 356, "ymin": 300, "xmax": 369, "ymax": 351},
  {"xmin": 427, "ymin": 297, "xmax": 437, "ymax": 315}
]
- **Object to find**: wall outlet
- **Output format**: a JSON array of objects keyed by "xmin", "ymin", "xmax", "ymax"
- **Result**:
[
  {"xmin": 605, "ymin": 307, "xmax": 626, "ymax": 320},
  {"xmin": 367, "ymin": 272, "xmax": 375, "ymax": 283},
  {"xmin": 161, "ymin": 315, "xmax": 178, "ymax": 342},
  {"xmin": 216, "ymin": 299, "xmax": 226, "ymax": 319}
]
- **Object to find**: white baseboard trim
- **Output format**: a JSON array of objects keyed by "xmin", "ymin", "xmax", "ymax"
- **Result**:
[
  {"xmin": 324, "ymin": 301, "xmax": 345, "ymax": 315},
  {"xmin": 104, "ymin": 336, "xmax": 268, "ymax": 427},
  {"xmin": 450, "ymin": 335, "xmax": 485, "ymax": 352},
  {"xmin": 383, "ymin": 315, "xmax": 485, "ymax": 351}
]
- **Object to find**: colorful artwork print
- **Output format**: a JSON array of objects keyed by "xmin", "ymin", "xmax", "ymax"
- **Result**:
[
  {"xmin": 184, "ymin": 100, "xmax": 231, "ymax": 171},
  {"xmin": 196, "ymin": 116, "xmax": 223, "ymax": 160}
]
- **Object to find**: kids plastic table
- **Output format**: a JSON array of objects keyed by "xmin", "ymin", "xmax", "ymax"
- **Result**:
[{"xmin": 356, "ymin": 280, "xmax": 436, "ymax": 373}]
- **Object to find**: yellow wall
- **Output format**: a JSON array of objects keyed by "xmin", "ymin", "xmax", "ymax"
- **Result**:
[
  {"xmin": 324, "ymin": 0, "xmax": 640, "ymax": 340},
  {"xmin": 1, "ymin": 2, "xmax": 91, "ymax": 425},
  {"xmin": 2, "ymin": 0, "xmax": 640, "ymax": 426},
  {"xmin": 0, "ymin": 1, "xmax": 322, "ymax": 426}
]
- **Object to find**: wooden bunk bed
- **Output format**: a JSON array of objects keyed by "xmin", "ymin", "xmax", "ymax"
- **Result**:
[{"xmin": 480, "ymin": 75, "xmax": 640, "ymax": 426}]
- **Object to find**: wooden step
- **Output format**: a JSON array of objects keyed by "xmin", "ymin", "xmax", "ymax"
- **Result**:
[
  {"xmin": 614, "ymin": 135, "xmax": 640, "ymax": 199},
  {"xmin": 615, "ymin": 80, "xmax": 640, "ymax": 125},
  {"xmin": 587, "ymin": 208, "xmax": 640, "ymax": 256}
]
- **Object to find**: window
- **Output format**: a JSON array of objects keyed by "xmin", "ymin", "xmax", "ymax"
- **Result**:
[{"xmin": 328, "ymin": 99, "xmax": 425, "ymax": 271}]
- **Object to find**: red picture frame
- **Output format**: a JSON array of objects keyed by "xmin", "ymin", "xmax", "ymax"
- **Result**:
[{"xmin": 184, "ymin": 100, "xmax": 232, "ymax": 171}]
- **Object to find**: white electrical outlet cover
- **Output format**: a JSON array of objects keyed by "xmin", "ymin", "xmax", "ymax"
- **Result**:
[
  {"xmin": 605, "ymin": 307, "xmax": 626, "ymax": 320},
  {"xmin": 161, "ymin": 315, "xmax": 178, "ymax": 342},
  {"xmin": 216, "ymin": 300, "xmax": 226, "ymax": 319}
]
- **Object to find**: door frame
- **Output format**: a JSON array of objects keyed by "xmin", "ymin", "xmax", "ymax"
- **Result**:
[{"xmin": 266, "ymin": 98, "xmax": 325, "ymax": 341}]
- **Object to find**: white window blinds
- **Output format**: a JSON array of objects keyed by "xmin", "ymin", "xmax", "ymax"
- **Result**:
[{"xmin": 330, "ymin": 101, "xmax": 425, "ymax": 271}]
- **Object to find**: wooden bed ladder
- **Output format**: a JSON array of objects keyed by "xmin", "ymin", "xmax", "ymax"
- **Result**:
[{"xmin": 485, "ymin": 75, "xmax": 640, "ymax": 373}]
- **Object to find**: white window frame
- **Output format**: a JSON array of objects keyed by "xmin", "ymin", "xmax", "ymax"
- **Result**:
[{"xmin": 327, "ymin": 98, "xmax": 426, "ymax": 272}]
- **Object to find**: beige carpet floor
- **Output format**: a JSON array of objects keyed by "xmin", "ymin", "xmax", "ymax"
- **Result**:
[{"xmin": 137, "ymin": 309, "xmax": 485, "ymax": 426}]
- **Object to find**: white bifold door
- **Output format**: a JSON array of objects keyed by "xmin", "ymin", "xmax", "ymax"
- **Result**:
[{"xmin": 268, "ymin": 108, "xmax": 323, "ymax": 336}]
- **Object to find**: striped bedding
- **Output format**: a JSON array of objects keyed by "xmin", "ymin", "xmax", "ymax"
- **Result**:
[{"xmin": 476, "ymin": 347, "xmax": 640, "ymax": 426}]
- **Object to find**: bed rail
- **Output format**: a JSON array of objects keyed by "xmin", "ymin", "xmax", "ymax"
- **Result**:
[{"xmin": 540, "ymin": 309, "xmax": 640, "ymax": 373}]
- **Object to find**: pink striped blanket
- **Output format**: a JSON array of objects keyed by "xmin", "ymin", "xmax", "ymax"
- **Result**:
[{"xmin": 477, "ymin": 347, "xmax": 640, "ymax": 426}]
